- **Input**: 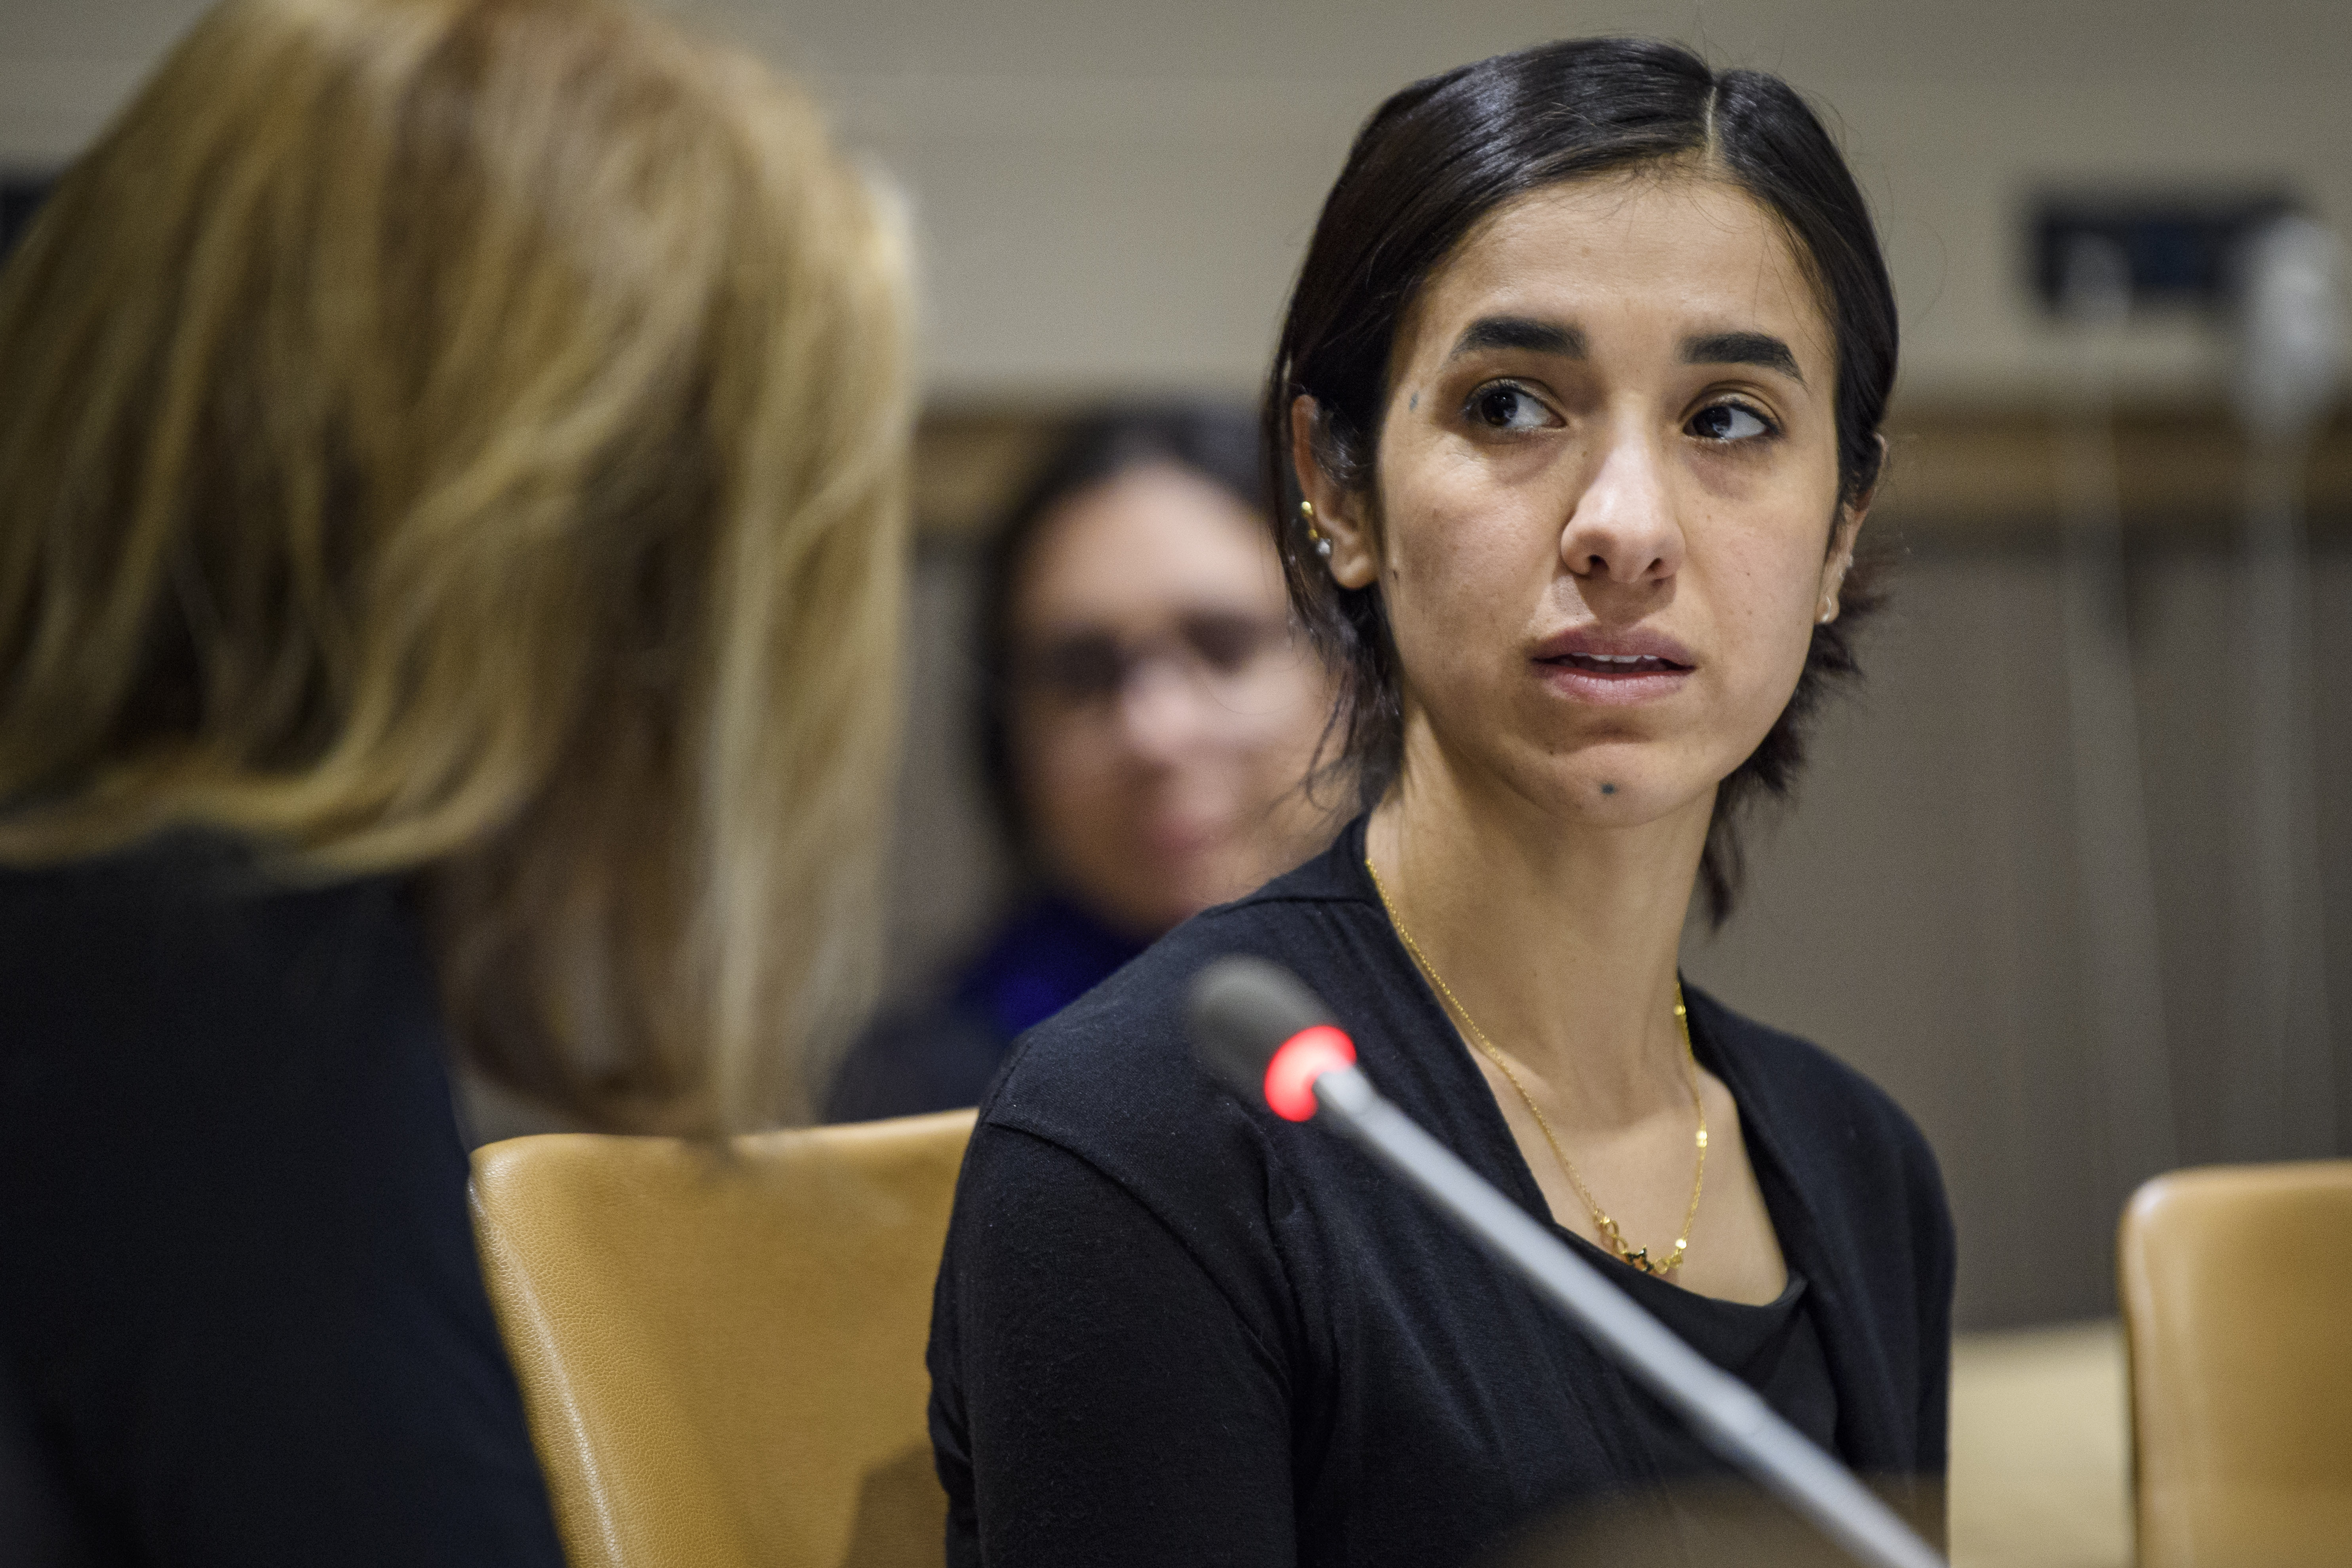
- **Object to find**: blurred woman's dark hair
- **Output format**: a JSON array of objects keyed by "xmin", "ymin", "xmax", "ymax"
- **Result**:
[
  {"xmin": 976, "ymin": 404, "xmax": 1268, "ymax": 854},
  {"xmin": 1261, "ymin": 37, "xmax": 1893, "ymax": 925}
]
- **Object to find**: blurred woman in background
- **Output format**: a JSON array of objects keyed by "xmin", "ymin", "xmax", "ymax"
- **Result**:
[
  {"xmin": 827, "ymin": 408, "xmax": 1336, "ymax": 1121},
  {"xmin": 0, "ymin": 0, "xmax": 907, "ymax": 1558}
]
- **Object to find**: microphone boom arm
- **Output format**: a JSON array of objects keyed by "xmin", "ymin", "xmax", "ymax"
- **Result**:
[{"xmin": 1310, "ymin": 1063, "xmax": 1947, "ymax": 1568}]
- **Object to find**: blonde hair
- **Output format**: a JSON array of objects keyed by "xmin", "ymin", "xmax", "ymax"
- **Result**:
[{"xmin": 0, "ymin": 0, "xmax": 910, "ymax": 1132}]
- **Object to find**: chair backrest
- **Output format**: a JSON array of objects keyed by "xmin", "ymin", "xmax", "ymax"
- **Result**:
[
  {"xmin": 2118, "ymin": 1159, "xmax": 2352, "ymax": 1568},
  {"xmin": 470, "ymin": 1109, "xmax": 976, "ymax": 1568}
]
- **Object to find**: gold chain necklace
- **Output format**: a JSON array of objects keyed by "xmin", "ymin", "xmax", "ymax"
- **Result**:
[{"xmin": 1365, "ymin": 854, "xmax": 1709, "ymax": 1277}]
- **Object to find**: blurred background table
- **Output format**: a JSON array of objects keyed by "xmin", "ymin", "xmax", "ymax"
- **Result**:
[{"xmin": 1949, "ymin": 1321, "xmax": 2131, "ymax": 1568}]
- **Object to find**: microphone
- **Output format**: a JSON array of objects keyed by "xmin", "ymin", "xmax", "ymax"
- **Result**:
[{"xmin": 1185, "ymin": 956, "xmax": 1946, "ymax": 1568}]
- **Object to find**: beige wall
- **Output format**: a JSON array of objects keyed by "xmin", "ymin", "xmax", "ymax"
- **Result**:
[
  {"xmin": 7, "ymin": 0, "xmax": 2352, "ymax": 402},
  {"xmin": 1687, "ymin": 537, "xmax": 2352, "ymax": 1326}
]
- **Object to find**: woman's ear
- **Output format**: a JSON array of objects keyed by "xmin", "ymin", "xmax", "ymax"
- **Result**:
[
  {"xmin": 1816, "ymin": 433, "xmax": 1883, "ymax": 625},
  {"xmin": 1288, "ymin": 395, "xmax": 1380, "ymax": 591}
]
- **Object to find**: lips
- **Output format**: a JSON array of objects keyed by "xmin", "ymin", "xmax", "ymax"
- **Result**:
[
  {"xmin": 1530, "ymin": 627, "xmax": 1694, "ymax": 706},
  {"xmin": 1549, "ymin": 651, "xmax": 1688, "ymax": 676},
  {"xmin": 1530, "ymin": 626, "xmax": 1696, "ymax": 667}
]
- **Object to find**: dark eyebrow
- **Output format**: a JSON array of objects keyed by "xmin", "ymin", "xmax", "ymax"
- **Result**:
[
  {"xmin": 1449, "ymin": 316, "xmax": 1585, "ymax": 360},
  {"xmin": 1681, "ymin": 330, "xmax": 1803, "ymax": 383}
]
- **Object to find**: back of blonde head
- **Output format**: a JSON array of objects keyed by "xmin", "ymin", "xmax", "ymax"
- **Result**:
[{"xmin": 0, "ymin": 0, "xmax": 911, "ymax": 1132}]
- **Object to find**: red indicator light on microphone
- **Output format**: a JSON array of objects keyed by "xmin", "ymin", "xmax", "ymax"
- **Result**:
[{"xmin": 1262, "ymin": 1024, "xmax": 1357, "ymax": 1121}]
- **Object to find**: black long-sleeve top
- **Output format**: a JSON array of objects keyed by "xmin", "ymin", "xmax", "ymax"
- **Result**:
[
  {"xmin": 0, "ymin": 838, "xmax": 567, "ymax": 1567},
  {"xmin": 928, "ymin": 817, "xmax": 1954, "ymax": 1567}
]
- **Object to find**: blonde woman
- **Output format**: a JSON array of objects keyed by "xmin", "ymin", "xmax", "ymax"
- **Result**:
[{"xmin": 0, "ymin": 0, "xmax": 908, "ymax": 1559}]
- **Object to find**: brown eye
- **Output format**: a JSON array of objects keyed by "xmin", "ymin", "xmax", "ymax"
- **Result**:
[
  {"xmin": 1688, "ymin": 402, "xmax": 1772, "ymax": 442},
  {"xmin": 1469, "ymin": 383, "xmax": 1552, "ymax": 430}
]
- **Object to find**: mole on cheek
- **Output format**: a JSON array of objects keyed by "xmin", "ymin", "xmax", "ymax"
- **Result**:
[
  {"xmin": 1600, "ymin": 783, "xmax": 1618, "ymax": 796},
  {"xmin": 1408, "ymin": 392, "xmax": 1419, "ymax": 412}
]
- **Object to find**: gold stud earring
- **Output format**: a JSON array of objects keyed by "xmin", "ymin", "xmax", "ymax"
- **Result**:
[{"xmin": 1301, "ymin": 500, "xmax": 1332, "ymax": 559}]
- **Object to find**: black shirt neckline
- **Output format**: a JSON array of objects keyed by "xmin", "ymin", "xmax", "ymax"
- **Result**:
[
  {"xmin": 1318, "ymin": 813, "xmax": 1894, "ymax": 1454},
  {"xmin": 1325, "ymin": 818, "xmax": 1779, "ymax": 1294}
]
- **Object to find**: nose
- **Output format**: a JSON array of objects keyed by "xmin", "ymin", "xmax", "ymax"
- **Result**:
[
  {"xmin": 1113, "ymin": 656, "xmax": 1214, "ymax": 764},
  {"xmin": 1559, "ymin": 417, "xmax": 1684, "ymax": 586}
]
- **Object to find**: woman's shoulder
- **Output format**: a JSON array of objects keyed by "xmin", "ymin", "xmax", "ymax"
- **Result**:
[
  {"xmin": 982, "ymin": 845, "xmax": 1370, "ymax": 1129},
  {"xmin": 0, "ymin": 839, "xmax": 565, "ymax": 1565},
  {"xmin": 957, "ymin": 843, "xmax": 1372, "ymax": 1244},
  {"xmin": 0, "ymin": 835, "xmax": 427, "ymax": 1018},
  {"xmin": 0, "ymin": 835, "xmax": 451, "ymax": 1141},
  {"xmin": 1686, "ymin": 983, "xmax": 1949, "ymax": 1220},
  {"xmin": 0, "ymin": 830, "xmax": 394, "ymax": 930}
]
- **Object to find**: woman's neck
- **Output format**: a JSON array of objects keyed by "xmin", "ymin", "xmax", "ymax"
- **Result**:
[{"xmin": 1364, "ymin": 733, "xmax": 1711, "ymax": 1122}]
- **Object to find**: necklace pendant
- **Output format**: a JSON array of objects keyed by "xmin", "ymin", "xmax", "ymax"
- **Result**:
[{"xmin": 1364, "ymin": 856, "xmax": 1708, "ymax": 1288}]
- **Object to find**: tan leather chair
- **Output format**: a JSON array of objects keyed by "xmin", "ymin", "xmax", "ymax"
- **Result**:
[
  {"xmin": 470, "ymin": 1109, "xmax": 976, "ymax": 1568},
  {"xmin": 2118, "ymin": 1159, "xmax": 2352, "ymax": 1568}
]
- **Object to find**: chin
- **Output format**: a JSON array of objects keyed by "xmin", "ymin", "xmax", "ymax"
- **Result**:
[
  {"xmin": 1532, "ymin": 762, "xmax": 1695, "ymax": 826},
  {"xmin": 1513, "ymin": 730, "xmax": 1727, "ymax": 826},
  {"xmin": 1570, "ymin": 785, "xmax": 1673, "ymax": 824}
]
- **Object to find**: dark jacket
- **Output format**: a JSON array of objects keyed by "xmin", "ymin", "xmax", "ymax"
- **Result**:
[
  {"xmin": 0, "ymin": 839, "xmax": 566, "ymax": 1567},
  {"xmin": 826, "ymin": 893, "xmax": 1141, "ymax": 1123}
]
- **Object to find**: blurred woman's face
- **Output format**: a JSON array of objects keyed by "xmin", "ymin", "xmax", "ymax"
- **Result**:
[
  {"xmin": 1309, "ymin": 171, "xmax": 1862, "ymax": 833},
  {"xmin": 1008, "ymin": 464, "xmax": 1334, "ymax": 937}
]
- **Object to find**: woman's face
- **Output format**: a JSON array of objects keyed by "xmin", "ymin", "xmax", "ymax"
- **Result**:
[
  {"xmin": 1304, "ymin": 171, "xmax": 1863, "ymax": 832},
  {"xmin": 1009, "ymin": 463, "xmax": 1334, "ymax": 937}
]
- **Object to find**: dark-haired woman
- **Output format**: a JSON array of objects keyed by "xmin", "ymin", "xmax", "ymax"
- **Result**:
[
  {"xmin": 927, "ymin": 38, "xmax": 1952, "ymax": 1568},
  {"xmin": 828, "ymin": 408, "xmax": 1336, "ymax": 1120}
]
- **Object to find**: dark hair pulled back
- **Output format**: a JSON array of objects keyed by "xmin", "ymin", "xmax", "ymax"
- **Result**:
[{"xmin": 1262, "ymin": 36, "xmax": 1895, "ymax": 924}]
